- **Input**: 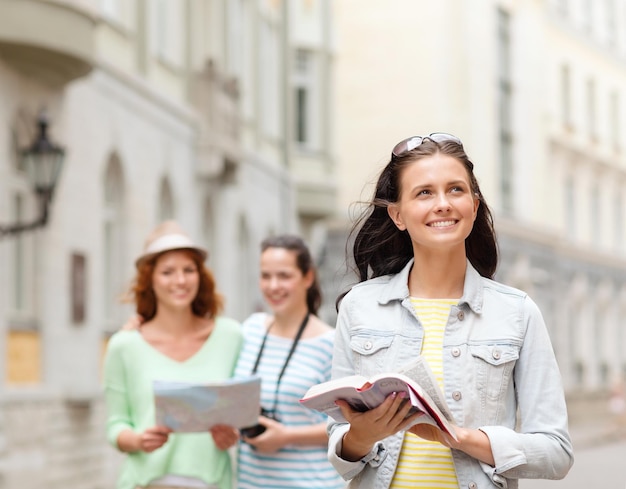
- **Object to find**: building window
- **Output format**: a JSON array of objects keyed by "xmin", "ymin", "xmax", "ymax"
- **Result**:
[
  {"xmin": 102, "ymin": 156, "xmax": 127, "ymax": 331},
  {"xmin": 616, "ymin": 191, "xmax": 624, "ymax": 253},
  {"xmin": 158, "ymin": 177, "xmax": 175, "ymax": 221},
  {"xmin": 7, "ymin": 124, "xmax": 38, "ymax": 385},
  {"xmin": 590, "ymin": 184, "xmax": 600, "ymax": 240},
  {"xmin": 582, "ymin": 0, "xmax": 593, "ymax": 32},
  {"xmin": 295, "ymin": 87, "xmax": 308, "ymax": 143},
  {"xmin": 497, "ymin": 8, "xmax": 514, "ymax": 214},
  {"xmin": 12, "ymin": 193, "xmax": 25, "ymax": 311},
  {"xmin": 237, "ymin": 217, "xmax": 253, "ymax": 320},
  {"xmin": 606, "ymin": 0, "xmax": 617, "ymax": 45},
  {"xmin": 154, "ymin": 0, "xmax": 167, "ymax": 58},
  {"xmin": 236, "ymin": 0, "xmax": 254, "ymax": 121},
  {"xmin": 293, "ymin": 49, "xmax": 318, "ymax": 149},
  {"xmin": 610, "ymin": 90, "xmax": 621, "ymax": 151},
  {"xmin": 202, "ymin": 198, "xmax": 216, "ymax": 265},
  {"xmin": 258, "ymin": 18, "xmax": 281, "ymax": 140},
  {"xmin": 8, "ymin": 191, "xmax": 34, "ymax": 317},
  {"xmin": 586, "ymin": 78, "xmax": 597, "ymax": 141},
  {"xmin": 565, "ymin": 175, "xmax": 576, "ymax": 241},
  {"xmin": 151, "ymin": 0, "xmax": 184, "ymax": 66},
  {"xmin": 227, "ymin": 0, "xmax": 244, "ymax": 77},
  {"xmin": 560, "ymin": 64, "xmax": 572, "ymax": 128}
]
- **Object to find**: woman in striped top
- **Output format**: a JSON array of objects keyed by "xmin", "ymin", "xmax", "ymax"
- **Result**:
[
  {"xmin": 235, "ymin": 235, "xmax": 345, "ymax": 489},
  {"xmin": 327, "ymin": 134, "xmax": 573, "ymax": 488}
]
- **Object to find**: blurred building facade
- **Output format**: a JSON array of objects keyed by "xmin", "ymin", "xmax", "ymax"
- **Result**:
[
  {"xmin": 325, "ymin": 0, "xmax": 626, "ymax": 399},
  {"xmin": 0, "ymin": 0, "xmax": 334, "ymax": 487}
]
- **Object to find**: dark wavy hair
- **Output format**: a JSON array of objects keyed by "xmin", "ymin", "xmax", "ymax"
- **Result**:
[
  {"xmin": 344, "ymin": 138, "xmax": 498, "ymax": 299},
  {"xmin": 261, "ymin": 234, "xmax": 322, "ymax": 316},
  {"xmin": 130, "ymin": 249, "xmax": 224, "ymax": 321}
]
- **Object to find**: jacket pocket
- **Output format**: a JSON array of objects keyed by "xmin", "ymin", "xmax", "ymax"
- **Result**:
[
  {"xmin": 469, "ymin": 343, "xmax": 519, "ymax": 402},
  {"xmin": 349, "ymin": 333, "xmax": 393, "ymax": 375}
]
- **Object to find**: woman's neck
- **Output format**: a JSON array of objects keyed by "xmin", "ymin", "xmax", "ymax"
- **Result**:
[
  {"xmin": 151, "ymin": 307, "xmax": 202, "ymax": 336},
  {"xmin": 409, "ymin": 251, "xmax": 467, "ymax": 299},
  {"xmin": 270, "ymin": 307, "xmax": 310, "ymax": 337}
]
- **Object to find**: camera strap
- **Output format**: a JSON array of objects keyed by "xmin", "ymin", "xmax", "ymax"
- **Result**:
[{"xmin": 251, "ymin": 312, "xmax": 310, "ymax": 415}]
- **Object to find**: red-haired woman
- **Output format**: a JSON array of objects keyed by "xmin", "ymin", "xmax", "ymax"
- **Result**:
[{"xmin": 103, "ymin": 221, "xmax": 242, "ymax": 489}]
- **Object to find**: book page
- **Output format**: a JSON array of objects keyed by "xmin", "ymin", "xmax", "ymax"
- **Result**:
[
  {"xmin": 299, "ymin": 375, "xmax": 369, "ymax": 399},
  {"xmin": 154, "ymin": 376, "xmax": 261, "ymax": 432},
  {"xmin": 397, "ymin": 356, "xmax": 455, "ymax": 422},
  {"xmin": 299, "ymin": 378, "xmax": 387, "ymax": 423}
]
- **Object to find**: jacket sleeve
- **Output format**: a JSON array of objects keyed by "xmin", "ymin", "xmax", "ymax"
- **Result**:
[
  {"xmin": 479, "ymin": 296, "xmax": 574, "ymax": 481},
  {"xmin": 327, "ymin": 292, "xmax": 390, "ymax": 480}
]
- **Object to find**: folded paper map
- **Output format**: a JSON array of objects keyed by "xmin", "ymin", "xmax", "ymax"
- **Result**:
[{"xmin": 154, "ymin": 376, "xmax": 261, "ymax": 432}]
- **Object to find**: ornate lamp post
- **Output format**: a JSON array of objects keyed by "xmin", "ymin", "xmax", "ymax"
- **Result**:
[{"xmin": 0, "ymin": 112, "xmax": 65, "ymax": 237}]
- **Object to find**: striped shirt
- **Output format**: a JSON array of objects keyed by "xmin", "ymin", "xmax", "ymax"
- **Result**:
[
  {"xmin": 234, "ymin": 313, "xmax": 345, "ymax": 489},
  {"xmin": 390, "ymin": 298, "xmax": 458, "ymax": 489}
]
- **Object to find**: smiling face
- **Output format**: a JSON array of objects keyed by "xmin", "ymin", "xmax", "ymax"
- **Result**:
[
  {"xmin": 387, "ymin": 152, "xmax": 479, "ymax": 255},
  {"xmin": 151, "ymin": 250, "xmax": 200, "ymax": 311},
  {"xmin": 259, "ymin": 247, "xmax": 313, "ymax": 316}
]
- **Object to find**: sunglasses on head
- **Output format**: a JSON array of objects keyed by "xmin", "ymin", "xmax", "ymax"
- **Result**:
[{"xmin": 391, "ymin": 132, "xmax": 463, "ymax": 158}]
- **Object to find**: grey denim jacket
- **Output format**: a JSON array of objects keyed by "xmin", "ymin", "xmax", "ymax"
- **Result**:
[{"xmin": 327, "ymin": 260, "xmax": 573, "ymax": 489}]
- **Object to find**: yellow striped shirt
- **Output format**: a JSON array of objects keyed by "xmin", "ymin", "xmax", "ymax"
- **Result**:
[{"xmin": 390, "ymin": 298, "xmax": 458, "ymax": 489}]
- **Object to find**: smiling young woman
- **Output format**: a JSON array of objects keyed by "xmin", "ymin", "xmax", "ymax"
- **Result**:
[
  {"xmin": 234, "ymin": 235, "xmax": 344, "ymax": 489},
  {"xmin": 102, "ymin": 221, "xmax": 243, "ymax": 489},
  {"xmin": 328, "ymin": 134, "xmax": 574, "ymax": 489}
]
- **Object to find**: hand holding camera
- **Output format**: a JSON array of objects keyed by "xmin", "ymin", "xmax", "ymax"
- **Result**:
[
  {"xmin": 240, "ymin": 408, "xmax": 280, "ymax": 439},
  {"xmin": 239, "ymin": 409, "xmax": 288, "ymax": 454}
]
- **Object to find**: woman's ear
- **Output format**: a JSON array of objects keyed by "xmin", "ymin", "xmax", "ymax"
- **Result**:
[
  {"xmin": 387, "ymin": 204, "xmax": 406, "ymax": 231},
  {"xmin": 303, "ymin": 268, "xmax": 315, "ymax": 288},
  {"xmin": 473, "ymin": 194, "xmax": 480, "ymax": 219}
]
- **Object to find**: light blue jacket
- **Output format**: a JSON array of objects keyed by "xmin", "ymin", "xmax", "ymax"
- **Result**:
[{"xmin": 328, "ymin": 260, "xmax": 573, "ymax": 488}]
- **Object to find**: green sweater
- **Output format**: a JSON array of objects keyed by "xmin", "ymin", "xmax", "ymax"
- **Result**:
[{"xmin": 103, "ymin": 317, "xmax": 243, "ymax": 489}]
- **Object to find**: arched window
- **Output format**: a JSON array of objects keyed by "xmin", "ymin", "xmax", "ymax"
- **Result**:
[
  {"xmin": 8, "ymin": 192, "xmax": 35, "ymax": 318},
  {"xmin": 102, "ymin": 154, "xmax": 128, "ymax": 331},
  {"xmin": 158, "ymin": 177, "xmax": 175, "ymax": 221},
  {"xmin": 564, "ymin": 174, "xmax": 577, "ymax": 241},
  {"xmin": 237, "ymin": 217, "xmax": 254, "ymax": 319},
  {"xmin": 7, "ymin": 116, "xmax": 36, "ymax": 321},
  {"xmin": 5, "ymin": 117, "xmax": 39, "ymax": 385},
  {"xmin": 202, "ymin": 197, "xmax": 215, "ymax": 264}
]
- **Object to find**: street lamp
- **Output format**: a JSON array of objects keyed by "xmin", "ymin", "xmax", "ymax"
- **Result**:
[{"xmin": 0, "ymin": 112, "xmax": 65, "ymax": 237}]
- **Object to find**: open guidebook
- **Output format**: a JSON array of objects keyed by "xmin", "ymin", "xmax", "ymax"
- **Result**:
[{"xmin": 299, "ymin": 357, "xmax": 457, "ymax": 441}]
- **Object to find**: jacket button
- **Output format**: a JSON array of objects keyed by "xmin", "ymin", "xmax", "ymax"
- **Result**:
[
  {"xmin": 451, "ymin": 347, "xmax": 461, "ymax": 357},
  {"xmin": 364, "ymin": 341, "xmax": 373, "ymax": 350},
  {"xmin": 492, "ymin": 349, "xmax": 501, "ymax": 360},
  {"xmin": 468, "ymin": 483, "xmax": 477, "ymax": 489},
  {"xmin": 457, "ymin": 310, "xmax": 465, "ymax": 321},
  {"xmin": 452, "ymin": 391, "xmax": 462, "ymax": 401}
]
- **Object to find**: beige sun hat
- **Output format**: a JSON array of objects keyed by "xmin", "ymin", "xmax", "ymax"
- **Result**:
[{"xmin": 135, "ymin": 220, "xmax": 208, "ymax": 268}]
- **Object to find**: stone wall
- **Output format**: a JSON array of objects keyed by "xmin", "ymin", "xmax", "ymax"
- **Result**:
[{"xmin": 0, "ymin": 394, "xmax": 121, "ymax": 489}]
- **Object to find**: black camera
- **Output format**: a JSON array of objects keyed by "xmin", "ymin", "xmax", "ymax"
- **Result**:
[{"xmin": 240, "ymin": 408, "xmax": 279, "ymax": 438}]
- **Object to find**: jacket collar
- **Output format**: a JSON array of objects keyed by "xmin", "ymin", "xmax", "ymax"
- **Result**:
[{"xmin": 378, "ymin": 258, "xmax": 483, "ymax": 314}]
